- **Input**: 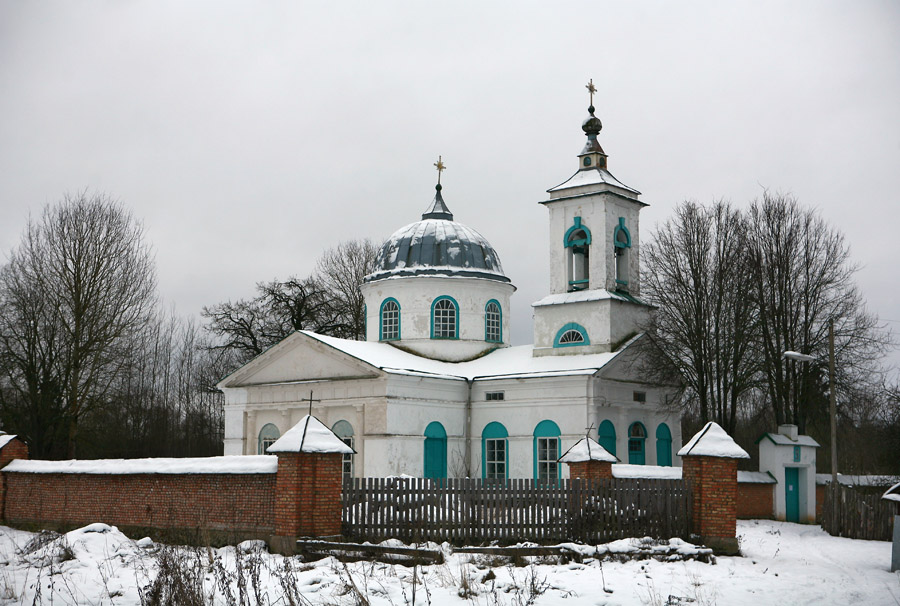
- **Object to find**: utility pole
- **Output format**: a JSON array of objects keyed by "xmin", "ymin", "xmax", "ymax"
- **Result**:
[{"xmin": 829, "ymin": 318, "xmax": 838, "ymax": 526}]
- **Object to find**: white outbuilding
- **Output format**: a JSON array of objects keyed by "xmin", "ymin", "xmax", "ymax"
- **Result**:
[
  {"xmin": 757, "ymin": 424, "xmax": 820, "ymax": 523},
  {"xmin": 218, "ymin": 93, "xmax": 681, "ymax": 480}
]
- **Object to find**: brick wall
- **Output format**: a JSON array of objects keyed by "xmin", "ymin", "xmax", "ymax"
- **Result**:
[
  {"xmin": 0, "ymin": 439, "xmax": 28, "ymax": 469},
  {"xmin": 5, "ymin": 471, "xmax": 276, "ymax": 540},
  {"xmin": 737, "ymin": 482, "xmax": 774, "ymax": 519},
  {"xmin": 275, "ymin": 452, "xmax": 342, "ymax": 538},
  {"xmin": 567, "ymin": 460, "xmax": 613, "ymax": 481},
  {"xmin": 682, "ymin": 455, "xmax": 738, "ymax": 540}
]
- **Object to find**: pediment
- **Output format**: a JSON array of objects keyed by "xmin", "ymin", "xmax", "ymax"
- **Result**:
[{"xmin": 218, "ymin": 332, "xmax": 381, "ymax": 388}]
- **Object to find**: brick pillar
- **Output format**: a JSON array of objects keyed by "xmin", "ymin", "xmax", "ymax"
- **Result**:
[
  {"xmin": 567, "ymin": 459, "xmax": 613, "ymax": 481},
  {"xmin": 271, "ymin": 451, "xmax": 342, "ymax": 554},
  {"xmin": 682, "ymin": 455, "xmax": 740, "ymax": 555},
  {"xmin": 0, "ymin": 437, "xmax": 29, "ymax": 522}
]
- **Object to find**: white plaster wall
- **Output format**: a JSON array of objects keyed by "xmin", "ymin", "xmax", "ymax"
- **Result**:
[{"xmin": 361, "ymin": 276, "xmax": 515, "ymax": 362}]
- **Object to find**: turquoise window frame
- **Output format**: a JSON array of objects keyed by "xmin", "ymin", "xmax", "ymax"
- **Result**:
[
  {"xmin": 613, "ymin": 217, "xmax": 631, "ymax": 249},
  {"xmin": 379, "ymin": 297, "xmax": 401, "ymax": 341},
  {"xmin": 793, "ymin": 446, "xmax": 801, "ymax": 462},
  {"xmin": 628, "ymin": 422, "xmax": 647, "ymax": 465},
  {"xmin": 484, "ymin": 299, "xmax": 502, "ymax": 343},
  {"xmin": 554, "ymin": 323, "xmax": 590, "ymax": 348},
  {"xmin": 598, "ymin": 420, "xmax": 616, "ymax": 457},
  {"xmin": 431, "ymin": 295, "xmax": 459, "ymax": 340},
  {"xmin": 481, "ymin": 422, "xmax": 509, "ymax": 480},
  {"xmin": 655, "ymin": 423, "xmax": 672, "ymax": 467},
  {"xmin": 614, "ymin": 217, "xmax": 632, "ymax": 287},
  {"xmin": 563, "ymin": 217, "xmax": 592, "ymax": 247},
  {"xmin": 258, "ymin": 423, "xmax": 280, "ymax": 455},
  {"xmin": 533, "ymin": 420, "xmax": 561, "ymax": 481},
  {"xmin": 424, "ymin": 421, "xmax": 448, "ymax": 479}
]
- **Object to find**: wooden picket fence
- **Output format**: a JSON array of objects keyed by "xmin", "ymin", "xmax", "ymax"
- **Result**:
[
  {"xmin": 822, "ymin": 483, "xmax": 898, "ymax": 541},
  {"xmin": 341, "ymin": 477, "xmax": 692, "ymax": 544}
]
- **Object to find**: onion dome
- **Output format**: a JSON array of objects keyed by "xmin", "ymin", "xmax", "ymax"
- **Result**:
[{"xmin": 365, "ymin": 183, "xmax": 510, "ymax": 283}]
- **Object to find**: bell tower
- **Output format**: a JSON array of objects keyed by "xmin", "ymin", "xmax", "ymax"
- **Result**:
[{"xmin": 532, "ymin": 82, "xmax": 652, "ymax": 356}]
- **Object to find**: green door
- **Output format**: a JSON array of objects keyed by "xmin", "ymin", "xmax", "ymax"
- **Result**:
[
  {"xmin": 785, "ymin": 467, "xmax": 800, "ymax": 522},
  {"xmin": 424, "ymin": 438, "xmax": 446, "ymax": 479}
]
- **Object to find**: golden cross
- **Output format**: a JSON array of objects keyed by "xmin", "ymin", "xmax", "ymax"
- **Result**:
[
  {"xmin": 586, "ymin": 79, "xmax": 597, "ymax": 106},
  {"xmin": 434, "ymin": 155, "xmax": 446, "ymax": 184}
]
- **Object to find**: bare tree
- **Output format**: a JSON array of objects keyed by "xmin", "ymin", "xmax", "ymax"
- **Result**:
[
  {"xmin": 0, "ymin": 192, "xmax": 156, "ymax": 457},
  {"xmin": 315, "ymin": 239, "xmax": 379, "ymax": 340},
  {"xmin": 640, "ymin": 200, "xmax": 758, "ymax": 432},
  {"xmin": 746, "ymin": 192, "xmax": 890, "ymax": 431}
]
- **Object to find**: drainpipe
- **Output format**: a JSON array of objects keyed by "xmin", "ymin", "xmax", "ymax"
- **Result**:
[{"xmin": 465, "ymin": 378, "xmax": 473, "ymax": 477}]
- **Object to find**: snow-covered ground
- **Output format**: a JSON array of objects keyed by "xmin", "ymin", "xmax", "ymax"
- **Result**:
[{"xmin": 0, "ymin": 520, "xmax": 897, "ymax": 605}]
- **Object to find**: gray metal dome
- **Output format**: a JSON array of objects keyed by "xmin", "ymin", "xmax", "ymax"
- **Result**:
[{"xmin": 365, "ymin": 188, "xmax": 509, "ymax": 283}]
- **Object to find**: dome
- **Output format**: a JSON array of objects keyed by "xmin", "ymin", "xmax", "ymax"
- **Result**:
[{"xmin": 365, "ymin": 218, "xmax": 510, "ymax": 283}]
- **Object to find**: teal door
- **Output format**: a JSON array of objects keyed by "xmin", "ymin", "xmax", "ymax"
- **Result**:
[
  {"xmin": 628, "ymin": 422, "xmax": 646, "ymax": 465},
  {"xmin": 423, "ymin": 422, "xmax": 447, "ymax": 479},
  {"xmin": 424, "ymin": 438, "xmax": 446, "ymax": 479},
  {"xmin": 785, "ymin": 467, "xmax": 800, "ymax": 522}
]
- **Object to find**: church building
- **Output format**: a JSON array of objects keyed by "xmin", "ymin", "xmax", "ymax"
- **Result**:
[{"xmin": 218, "ymin": 89, "xmax": 682, "ymax": 479}]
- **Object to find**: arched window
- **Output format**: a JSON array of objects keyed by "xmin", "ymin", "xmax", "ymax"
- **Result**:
[
  {"xmin": 431, "ymin": 296, "xmax": 458, "ymax": 339},
  {"xmin": 258, "ymin": 423, "xmax": 280, "ymax": 455},
  {"xmin": 598, "ymin": 420, "xmax": 616, "ymax": 457},
  {"xmin": 564, "ymin": 217, "xmax": 591, "ymax": 292},
  {"xmin": 482, "ymin": 422, "xmax": 508, "ymax": 480},
  {"xmin": 628, "ymin": 422, "xmax": 647, "ymax": 465},
  {"xmin": 533, "ymin": 420, "xmax": 561, "ymax": 481},
  {"xmin": 380, "ymin": 298, "xmax": 400, "ymax": 341},
  {"xmin": 484, "ymin": 300, "xmax": 502, "ymax": 343},
  {"xmin": 423, "ymin": 421, "xmax": 447, "ymax": 479},
  {"xmin": 554, "ymin": 323, "xmax": 590, "ymax": 348},
  {"xmin": 656, "ymin": 423, "xmax": 672, "ymax": 467},
  {"xmin": 333, "ymin": 420, "xmax": 355, "ymax": 480},
  {"xmin": 614, "ymin": 217, "xmax": 631, "ymax": 289}
]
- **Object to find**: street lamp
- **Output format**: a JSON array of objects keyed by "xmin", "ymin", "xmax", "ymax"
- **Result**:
[{"xmin": 783, "ymin": 319, "xmax": 838, "ymax": 499}]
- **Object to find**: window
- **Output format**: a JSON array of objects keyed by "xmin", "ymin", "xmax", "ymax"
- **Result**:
[
  {"xmin": 554, "ymin": 323, "xmax": 590, "ymax": 348},
  {"xmin": 656, "ymin": 423, "xmax": 672, "ymax": 467},
  {"xmin": 258, "ymin": 423, "xmax": 280, "ymax": 455},
  {"xmin": 613, "ymin": 217, "xmax": 631, "ymax": 289},
  {"xmin": 482, "ymin": 422, "xmax": 508, "ymax": 480},
  {"xmin": 333, "ymin": 420, "xmax": 355, "ymax": 480},
  {"xmin": 431, "ymin": 296, "xmax": 458, "ymax": 339},
  {"xmin": 793, "ymin": 446, "xmax": 801, "ymax": 462},
  {"xmin": 598, "ymin": 420, "xmax": 616, "ymax": 456},
  {"xmin": 628, "ymin": 422, "xmax": 647, "ymax": 465},
  {"xmin": 380, "ymin": 298, "xmax": 400, "ymax": 341},
  {"xmin": 485, "ymin": 391, "xmax": 505, "ymax": 401},
  {"xmin": 633, "ymin": 391, "xmax": 647, "ymax": 403},
  {"xmin": 485, "ymin": 300, "xmax": 502, "ymax": 343},
  {"xmin": 533, "ymin": 420, "xmax": 561, "ymax": 481},
  {"xmin": 564, "ymin": 217, "xmax": 592, "ymax": 292}
]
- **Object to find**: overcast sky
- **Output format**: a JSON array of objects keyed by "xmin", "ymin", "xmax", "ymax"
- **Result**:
[{"xmin": 1, "ymin": 1, "xmax": 898, "ymax": 371}]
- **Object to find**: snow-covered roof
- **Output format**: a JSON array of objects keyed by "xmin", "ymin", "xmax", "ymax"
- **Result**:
[
  {"xmin": 267, "ymin": 415, "xmax": 355, "ymax": 454},
  {"xmin": 739, "ymin": 471, "xmax": 777, "ymax": 484},
  {"xmin": 0, "ymin": 434, "xmax": 19, "ymax": 450},
  {"xmin": 532, "ymin": 289, "xmax": 650, "ymax": 308},
  {"xmin": 757, "ymin": 432, "xmax": 821, "ymax": 448},
  {"xmin": 547, "ymin": 168, "xmax": 641, "ymax": 196},
  {"xmin": 882, "ymin": 482, "xmax": 900, "ymax": 503},
  {"xmin": 558, "ymin": 437, "xmax": 617, "ymax": 463},
  {"xmin": 4, "ymin": 455, "xmax": 277, "ymax": 475},
  {"xmin": 815, "ymin": 474, "xmax": 900, "ymax": 487},
  {"xmin": 677, "ymin": 422, "xmax": 750, "ymax": 459},
  {"xmin": 300, "ymin": 331, "xmax": 624, "ymax": 382}
]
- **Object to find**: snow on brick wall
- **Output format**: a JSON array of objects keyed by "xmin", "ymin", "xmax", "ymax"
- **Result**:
[{"xmin": 4, "ymin": 470, "xmax": 276, "ymax": 539}]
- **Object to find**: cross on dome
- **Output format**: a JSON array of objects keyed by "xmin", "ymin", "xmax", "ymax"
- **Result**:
[
  {"xmin": 434, "ymin": 155, "xmax": 446, "ymax": 185},
  {"xmin": 585, "ymin": 79, "xmax": 596, "ymax": 107}
]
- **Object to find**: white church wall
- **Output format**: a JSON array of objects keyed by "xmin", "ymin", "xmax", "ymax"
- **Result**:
[
  {"xmin": 545, "ymin": 195, "xmax": 612, "ymax": 296},
  {"xmin": 532, "ymin": 299, "xmax": 613, "ymax": 353},
  {"xmin": 604, "ymin": 198, "xmax": 643, "ymax": 295},
  {"xmin": 361, "ymin": 276, "xmax": 515, "ymax": 362}
]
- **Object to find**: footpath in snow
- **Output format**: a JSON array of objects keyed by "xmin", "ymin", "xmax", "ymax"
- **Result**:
[{"xmin": 0, "ymin": 519, "xmax": 897, "ymax": 605}]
